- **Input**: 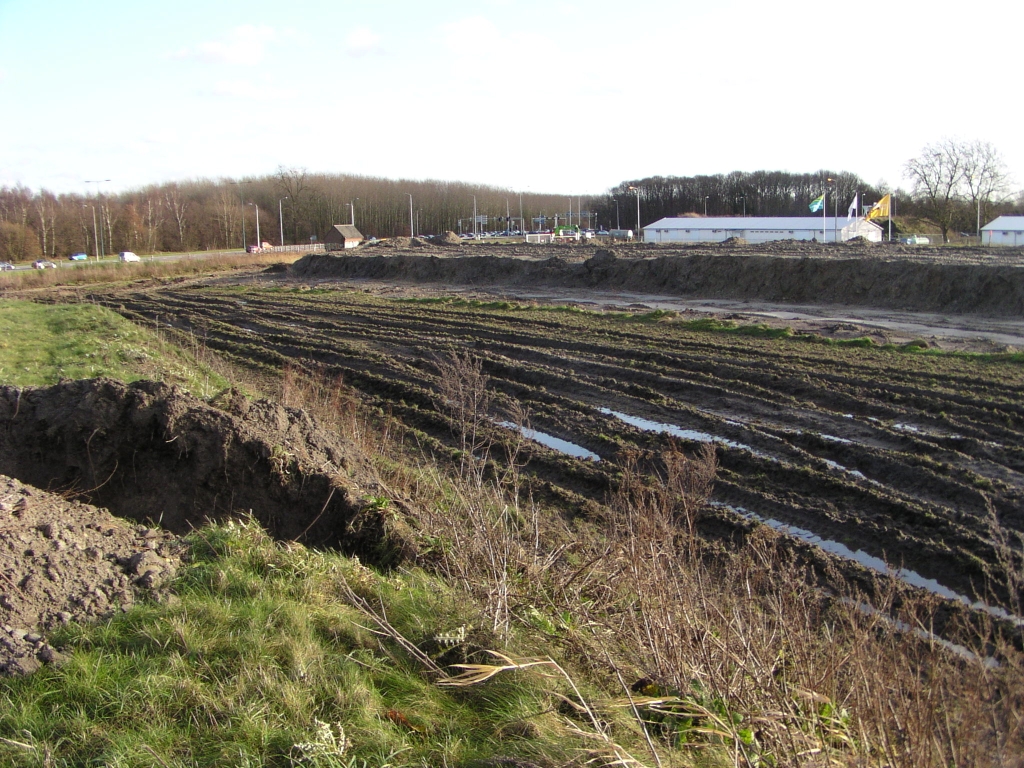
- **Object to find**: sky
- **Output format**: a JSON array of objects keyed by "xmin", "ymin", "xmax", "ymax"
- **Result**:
[{"xmin": 0, "ymin": 0, "xmax": 1020, "ymax": 197}]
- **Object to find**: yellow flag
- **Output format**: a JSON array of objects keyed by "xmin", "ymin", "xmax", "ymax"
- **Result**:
[{"xmin": 865, "ymin": 194, "xmax": 891, "ymax": 221}]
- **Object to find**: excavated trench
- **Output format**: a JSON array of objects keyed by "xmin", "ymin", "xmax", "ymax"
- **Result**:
[{"xmin": 0, "ymin": 379, "xmax": 400, "ymax": 565}]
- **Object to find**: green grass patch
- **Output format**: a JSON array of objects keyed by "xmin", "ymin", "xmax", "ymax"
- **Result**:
[
  {"xmin": 0, "ymin": 299, "xmax": 229, "ymax": 393},
  {"xmin": 0, "ymin": 520, "xmax": 591, "ymax": 767}
]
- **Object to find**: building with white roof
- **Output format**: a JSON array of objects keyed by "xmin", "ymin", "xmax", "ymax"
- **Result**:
[
  {"xmin": 980, "ymin": 216, "xmax": 1024, "ymax": 246},
  {"xmin": 642, "ymin": 217, "xmax": 883, "ymax": 244}
]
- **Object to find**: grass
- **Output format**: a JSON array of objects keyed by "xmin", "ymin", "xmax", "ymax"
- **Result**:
[
  {"xmin": 0, "ymin": 299, "xmax": 229, "ymax": 394},
  {"xmin": 2, "ymin": 291, "xmax": 1023, "ymax": 766},
  {"xmin": 0, "ymin": 519, "xmax": 620, "ymax": 768},
  {"xmin": 0, "ymin": 251, "xmax": 299, "ymax": 291}
]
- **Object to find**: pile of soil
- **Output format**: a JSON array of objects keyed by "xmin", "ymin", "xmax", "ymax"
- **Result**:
[
  {"xmin": 0, "ymin": 379, "xmax": 393, "ymax": 555},
  {"xmin": 437, "ymin": 231, "xmax": 463, "ymax": 245},
  {"xmin": 0, "ymin": 474, "xmax": 179, "ymax": 675},
  {"xmin": 291, "ymin": 246, "xmax": 1024, "ymax": 316}
]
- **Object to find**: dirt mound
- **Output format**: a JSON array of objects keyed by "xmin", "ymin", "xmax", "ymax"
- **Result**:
[
  {"xmin": 0, "ymin": 474, "xmax": 180, "ymax": 675},
  {"xmin": 437, "ymin": 231, "xmax": 463, "ymax": 245},
  {"xmin": 290, "ymin": 249, "xmax": 1024, "ymax": 316},
  {"xmin": 0, "ymin": 379, "xmax": 396, "ymax": 558}
]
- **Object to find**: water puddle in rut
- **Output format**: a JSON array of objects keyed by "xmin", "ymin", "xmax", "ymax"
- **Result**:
[
  {"xmin": 497, "ymin": 422, "xmax": 600, "ymax": 461},
  {"xmin": 709, "ymin": 501, "xmax": 1022, "ymax": 625}
]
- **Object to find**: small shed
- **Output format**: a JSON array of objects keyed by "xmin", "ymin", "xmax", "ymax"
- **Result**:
[
  {"xmin": 642, "ymin": 217, "xmax": 883, "ymax": 244},
  {"xmin": 981, "ymin": 216, "xmax": 1024, "ymax": 246},
  {"xmin": 324, "ymin": 224, "xmax": 364, "ymax": 250}
]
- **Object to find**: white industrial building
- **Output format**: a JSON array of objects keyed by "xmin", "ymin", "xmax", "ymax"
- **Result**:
[
  {"xmin": 642, "ymin": 217, "xmax": 883, "ymax": 244},
  {"xmin": 980, "ymin": 216, "xmax": 1024, "ymax": 246}
]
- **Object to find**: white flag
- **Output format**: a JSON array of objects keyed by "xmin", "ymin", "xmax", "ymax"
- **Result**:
[{"xmin": 847, "ymin": 194, "xmax": 858, "ymax": 220}]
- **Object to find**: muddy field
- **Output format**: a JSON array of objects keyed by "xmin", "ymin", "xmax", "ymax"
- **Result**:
[{"xmin": 83, "ymin": 243, "xmax": 1024, "ymax": 622}]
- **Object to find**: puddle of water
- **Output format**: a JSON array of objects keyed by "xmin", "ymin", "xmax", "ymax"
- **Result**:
[
  {"xmin": 893, "ymin": 422, "xmax": 966, "ymax": 440},
  {"xmin": 820, "ymin": 434, "xmax": 853, "ymax": 445},
  {"xmin": 496, "ymin": 421, "xmax": 600, "ymax": 461},
  {"xmin": 600, "ymin": 408, "xmax": 765, "ymax": 455},
  {"xmin": 710, "ymin": 501, "xmax": 1022, "ymax": 626}
]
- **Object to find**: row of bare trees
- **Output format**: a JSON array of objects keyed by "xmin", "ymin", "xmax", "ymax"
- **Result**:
[
  {"xmin": 598, "ymin": 169, "xmax": 884, "ymax": 231},
  {"xmin": 0, "ymin": 168, "xmax": 590, "ymax": 262},
  {"xmin": 2, "ymin": 146, "xmax": 1018, "ymax": 261}
]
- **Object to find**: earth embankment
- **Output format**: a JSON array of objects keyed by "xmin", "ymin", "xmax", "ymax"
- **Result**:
[
  {"xmin": 0, "ymin": 379, "xmax": 392, "ymax": 557},
  {"xmin": 291, "ymin": 245, "xmax": 1024, "ymax": 316}
]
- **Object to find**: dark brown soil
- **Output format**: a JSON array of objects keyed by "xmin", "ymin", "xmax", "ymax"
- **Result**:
[
  {"xmin": 292, "ymin": 242, "xmax": 1024, "ymax": 316},
  {"xmin": 0, "ymin": 379, "xmax": 390, "ymax": 551},
  {"xmin": 0, "ymin": 378, "xmax": 420, "ymax": 674},
  {"xmin": 0, "ymin": 473, "xmax": 180, "ymax": 675},
  {"xmin": 94, "ymin": 275, "xmax": 1024, "ymax": 617}
]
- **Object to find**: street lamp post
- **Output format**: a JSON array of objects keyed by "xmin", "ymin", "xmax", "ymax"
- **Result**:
[
  {"xmin": 278, "ymin": 197, "xmax": 288, "ymax": 246},
  {"xmin": 350, "ymin": 198, "xmax": 359, "ymax": 227},
  {"xmin": 84, "ymin": 204, "xmax": 100, "ymax": 261},
  {"xmin": 737, "ymin": 195, "xmax": 746, "ymax": 216},
  {"xmin": 704, "ymin": 196, "xmax": 710, "ymax": 216},
  {"xmin": 628, "ymin": 186, "xmax": 640, "ymax": 240},
  {"xmin": 406, "ymin": 194, "xmax": 414, "ymax": 238},
  {"xmin": 249, "ymin": 203, "xmax": 261, "ymax": 250},
  {"xmin": 614, "ymin": 198, "xmax": 620, "ymax": 230},
  {"xmin": 471, "ymin": 195, "xmax": 477, "ymax": 239}
]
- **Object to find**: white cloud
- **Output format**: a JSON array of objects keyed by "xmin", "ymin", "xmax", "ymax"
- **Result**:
[
  {"xmin": 171, "ymin": 24, "xmax": 277, "ymax": 66},
  {"xmin": 345, "ymin": 26, "xmax": 382, "ymax": 56}
]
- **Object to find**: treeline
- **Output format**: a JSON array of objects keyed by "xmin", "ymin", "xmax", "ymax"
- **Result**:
[
  {"xmin": 4, "ymin": 163, "xmax": 1022, "ymax": 262},
  {"xmin": 597, "ymin": 170, "xmax": 883, "ymax": 230},
  {"xmin": 0, "ymin": 169, "xmax": 585, "ymax": 261}
]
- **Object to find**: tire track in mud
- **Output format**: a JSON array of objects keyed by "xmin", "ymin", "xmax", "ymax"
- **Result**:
[{"xmin": 101, "ymin": 286, "xmax": 1024, "ymax": 611}]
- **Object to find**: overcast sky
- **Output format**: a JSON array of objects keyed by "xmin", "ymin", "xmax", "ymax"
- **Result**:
[{"xmin": 0, "ymin": 0, "xmax": 1019, "ymax": 196}]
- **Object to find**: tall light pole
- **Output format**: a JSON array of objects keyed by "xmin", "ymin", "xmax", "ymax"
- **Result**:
[
  {"xmin": 628, "ymin": 186, "xmax": 641, "ymax": 240},
  {"xmin": 249, "ymin": 203, "xmax": 261, "ymax": 250},
  {"xmin": 472, "ymin": 195, "xmax": 477, "ymax": 238},
  {"xmin": 278, "ymin": 197, "xmax": 288, "ymax": 246},
  {"xmin": 84, "ymin": 204, "xmax": 100, "ymax": 261},
  {"xmin": 85, "ymin": 179, "xmax": 110, "ymax": 259},
  {"xmin": 350, "ymin": 198, "xmax": 358, "ymax": 227},
  {"xmin": 737, "ymin": 195, "xmax": 745, "ymax": 216},
  {"xmin": 615, "ymin": 198, "xmax": 620, "ymax": 229},
  {"xmin": 704, "ymin": 196, "xmax": 710, "ymax": 216},
  {"xmin": 518, "ymin": 191, "xmax": 523, "ymax": 235},
  {"xmin": 406, "ymin": 193, "xmax": 414, "ymax": 238}
]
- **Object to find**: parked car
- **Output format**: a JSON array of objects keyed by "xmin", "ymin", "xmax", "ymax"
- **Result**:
[
  {"xmin": 901, "ymin": 236, "xmax": 930, "ymax": 245},
  {"xmin": 32, "ymin": 260, "xmax": 57, "ymax": 269},
  {"xmin": 68, "ymin": 252, "xmax": 88, "ymax": 261},
  {"xmin": 119, "ymin": 251, "xmax": 141, "ymax": 262},
  {"xmin": 0, "ymin": 261, "xmax": 13, "ymax": 271}
]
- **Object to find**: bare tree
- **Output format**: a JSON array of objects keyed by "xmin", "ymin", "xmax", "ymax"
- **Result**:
[
  {"xmin": 904, "ymin": 138, "xmax": 969, "ymax": 243},
  {"xmin": 960, "ymin": 140, "xmax": 1011, "ymax": 235},
  {"xmin": 164, "ymin": 185, "xmax": 189, "ymax": 249}
]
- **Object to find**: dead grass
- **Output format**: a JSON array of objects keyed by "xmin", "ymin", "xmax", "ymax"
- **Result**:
[
  {"xmin": 0, "ymin": 251, "xmax": 300, "ymax": 292},
  {"xmin": 252, "ymin": 351, "xmax": 1024, "ymax": 766}
]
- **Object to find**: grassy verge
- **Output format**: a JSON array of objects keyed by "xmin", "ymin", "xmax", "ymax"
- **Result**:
[
  {"xmin": 0, "ymin": 519, "xmax": 629, "ymax": 767},
  {"xmin": 0, "ymin": 299, "xmax": 229, "ymax": 394},
  {"xmin": 0, "ymin": 251, "xmax": 299, "ymax": 291}
]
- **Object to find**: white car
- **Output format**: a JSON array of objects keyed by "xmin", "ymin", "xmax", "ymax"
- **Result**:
[{"xmin": 119, "ymin": 251, "xmax": 141, "ymax": 262}]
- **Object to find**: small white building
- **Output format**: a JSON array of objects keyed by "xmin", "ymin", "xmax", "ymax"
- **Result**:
[
  {"xmin": 981, "ymin": 216, "xmax": 1024, "ymax": 246},
  {"xmin": 642, "ymin": 217, "xmax": 883, "ymax": 244}
]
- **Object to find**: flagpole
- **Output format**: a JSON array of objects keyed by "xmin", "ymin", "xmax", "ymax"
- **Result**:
[
  {"xmin": 889, "ymin": 194, "xmax": 894, "ymax": 242},
  {"xmin": 823, "ymin": 183, "xmax": 827, "ymax": 243}
]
